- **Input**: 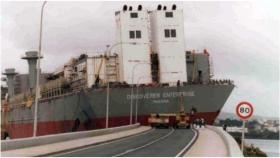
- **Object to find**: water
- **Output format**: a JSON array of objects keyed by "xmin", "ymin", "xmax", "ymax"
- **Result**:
[{"xmin": 245, "ymin": 139, "xmax": 279, "ymax": 157}]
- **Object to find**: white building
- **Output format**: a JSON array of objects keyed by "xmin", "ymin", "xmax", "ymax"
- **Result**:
[
  {"xmin": 115, "ymin": 5, "xmax": 152, "ymax": 84},
  {"xmin": 150, "ymin": 4, "xmax": 187, "ymax": 83}
]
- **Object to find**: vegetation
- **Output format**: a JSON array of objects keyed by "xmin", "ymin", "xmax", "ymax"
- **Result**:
[
  {"xmin": 229, "ymin": 130, "xmax": 279, "ymax": 140},
  {"xmin": 215, "ymin": 119, "xmax": 279, "ymax": 140},
  {"xmin": 234, "ymin": 137, "xmax": 267, "ymax": 157}
]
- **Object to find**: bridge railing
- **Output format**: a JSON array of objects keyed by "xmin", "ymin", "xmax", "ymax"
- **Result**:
[{"xmin": 207, "ymin": 125, "xmax": 243, "ymax": 157}]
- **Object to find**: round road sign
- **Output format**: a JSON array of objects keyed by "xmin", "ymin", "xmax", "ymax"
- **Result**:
[{"xmin": 236, "ymin": 101, "xmax": 254, "ymax": 120}]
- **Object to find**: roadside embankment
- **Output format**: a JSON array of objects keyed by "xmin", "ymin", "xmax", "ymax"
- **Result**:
[{"xmin": 185, "ymin": 126, "xmax": 243, "ymax": 157}]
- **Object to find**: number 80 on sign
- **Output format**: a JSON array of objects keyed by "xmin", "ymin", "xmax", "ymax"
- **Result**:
[{"xmin": 236, "ymin": 101, "xmax": 254, "ymax": 120}]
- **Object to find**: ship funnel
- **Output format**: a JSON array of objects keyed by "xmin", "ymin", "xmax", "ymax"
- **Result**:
[
  {"xmin": 138, "ymin": 5, "xmax": 142, "ymax": 11},
  {"xmin": 157, "ymin": 4, "xmax": 162, "ymax": 10},
  {"xmin": 172, "ymin": 4, "xmax": 177, "ymax": 10},
  {"xmin": 22, "ymin": 51, "xmax": 42, "ymax": 90},
  {"xmin": 2, "ymin": 68, "xmax": 18, "ymax": 97},
  {"xmin": 123, "ymin": 5, "xmax": 127, "ymax": 11}
]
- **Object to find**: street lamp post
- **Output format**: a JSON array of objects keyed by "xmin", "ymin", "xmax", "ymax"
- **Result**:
[
  {"xmin": 33, "ymin": 1, "xmax": 47, "ymax": 137},
  {"xmin": 104, "ymin": 42, "xmax": 145, "ymax": 128},
  {"xmin": 135, "ymin": 84, "xmax": 139, "ymax": 123},
  {"xmin": 105, "ymin": 45, "xmax": 110, "ymax": 129},
  {"xmin": 130, "ymin": 62, "xmax": 151, "ymax": 125}
]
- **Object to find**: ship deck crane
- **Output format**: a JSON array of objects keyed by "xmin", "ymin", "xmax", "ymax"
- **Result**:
[{"xmin": 94, "ymin": 57, "xmax": 105, "ymax": 85}]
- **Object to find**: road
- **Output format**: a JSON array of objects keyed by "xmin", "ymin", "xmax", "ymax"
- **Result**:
[{"xmin": 51, "ymin": 128, "xmax": 196, "ymax": 157}]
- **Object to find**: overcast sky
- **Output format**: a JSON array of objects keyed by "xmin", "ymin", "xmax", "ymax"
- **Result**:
[{"xmin": 1, "ymin": 1, "xmax": 279, "ymax": 118}]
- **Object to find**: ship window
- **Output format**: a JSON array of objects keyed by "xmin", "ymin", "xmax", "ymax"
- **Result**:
[
  {"xmin": 165, "ymin": 29, "xmax": 176, "ymax": 38},
  {"xmin": 129, "ymin": 31, "xmax": 135, "ymax": 38},
  {"xmin": 171, "ymin": 29, "xmax": 176, "ymax": 37},
  {"xmin": 164, "ymin": 29, "xmax": 170, "ymax": 38},
  {"xmin": 136, "ymin": 30, "xmax": 141, "ymax": 38},
  {"xmin": 130, "ymin": 12, "xmax": 138, "ymax": 18},
  {"xmin": 165, "ymin": 12, "xmax": 173, "ymax": 18}
]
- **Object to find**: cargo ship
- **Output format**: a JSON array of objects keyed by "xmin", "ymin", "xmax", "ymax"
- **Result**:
[{"xmin": 1, "ymin": 4, "xmax": 234, "ymax": 139}]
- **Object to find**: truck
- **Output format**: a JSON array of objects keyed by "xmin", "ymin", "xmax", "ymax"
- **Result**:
[{"xmin": 148, "ymin": 95, "xmax": 190, "ymax": 129}]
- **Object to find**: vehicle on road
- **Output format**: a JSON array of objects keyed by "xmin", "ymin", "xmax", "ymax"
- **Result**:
[{"xmin": 148, "ymin": 96, "xmax": 191, "ymax": 129}]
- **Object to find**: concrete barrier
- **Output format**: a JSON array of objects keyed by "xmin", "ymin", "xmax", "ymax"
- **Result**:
[
  {"xmin": 207, "ymin": 126, "xmax": 243, "ymax": 157},
  {"xmin": 1, "ymin": 123, "xmax": 140, "ymax": 151}
]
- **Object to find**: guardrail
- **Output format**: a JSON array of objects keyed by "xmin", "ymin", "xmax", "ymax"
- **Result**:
[
  {"xmin": 207, "ymin": 126, "xmax": 243, "ymax": 157},
  {"xmin": 1, "ymin": 123, "xmax": 140, "ymax": 151}
]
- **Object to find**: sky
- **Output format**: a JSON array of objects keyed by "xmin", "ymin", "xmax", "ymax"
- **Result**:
[{"xmin": 1, "ymin": 1, "xmax": 279, "ymax": 118}]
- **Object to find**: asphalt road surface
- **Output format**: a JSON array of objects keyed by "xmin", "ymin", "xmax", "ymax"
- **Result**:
[{"xmin": 51, "ymin": 128, "xmax": 196, "ymax": 157}]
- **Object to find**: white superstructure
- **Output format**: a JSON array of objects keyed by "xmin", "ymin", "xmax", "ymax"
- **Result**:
[
  {"xmin": 85, "ymin": 55, "xmax": 119, "ymax": 88},
  {"xmin": 115, "ymin": 5, "xmax": 152, "ymax": 84},
  {"xmin": 50, "ymin": 5, "xmax": 189, "ymax": 88},
  {"xmin": 150, "ymin": 4, "xmax": 187, "ymax": 83},
  {"xmin": 86, "ymin": 56, "xmax": 106, "ymax": 88}
]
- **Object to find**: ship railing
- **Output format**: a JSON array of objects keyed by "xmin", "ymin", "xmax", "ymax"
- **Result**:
[
  {"xmin": 7, "ymin": 78, "xmax": 65, "ymax": 103},
  {"xmin": 39, "ymin": 79, "xmax": 87, "ymax": 102},
  {"xmin": 39, "ymin": 90, "xmax": 77, "ymax": 102},
  {"xmin": 40, "ymin": 77, "xmax": 75, "ymax": 99},
  {"xmin": 7, "ymin": 88, "xmax": 81, "ymax": 109},
  {"xmin": 209, "ymin": 79, "xmax": 234, "ymax": 85},
  {"xmin": 7, "ymin": 77, "xmax": 72, "ymax": 108},
  {"xmin": 90, "ymin": 79, "xmax": 235, "ymax": 90}
]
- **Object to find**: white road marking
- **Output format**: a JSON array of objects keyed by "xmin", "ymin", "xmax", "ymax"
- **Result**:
[
  {"xmin": 113, "ymin": 128, "xmax": 175, "ymax": 157},
  {"xmin": 175, "ymin": 128, "xmax": 198, "ymax": 157},
  {"xmin": 50, "ymin": 128, "xmax": 155, "ymax": 157}
]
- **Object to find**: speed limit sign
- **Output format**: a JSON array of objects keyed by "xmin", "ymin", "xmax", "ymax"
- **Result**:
[
  {"xmin": 236, "ymin": 101, "xmax": 254, "ymax": 120},
  {"xmin": 236, "ymin": 101, "xmax": 254, "ymax": 153}
]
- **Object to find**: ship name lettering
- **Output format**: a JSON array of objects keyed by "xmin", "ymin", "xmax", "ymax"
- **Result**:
[
  {"xmin": 127, "ymin": 91, "xmax": 194, "ymax": 100},
  {"xmin": 162, "ymin": 91, "xmax": 194, "ymax": 98}
]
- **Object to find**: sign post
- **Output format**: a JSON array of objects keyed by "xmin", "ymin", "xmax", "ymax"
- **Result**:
[{"xmin": 236, "ymin": 101, "xmax": 254, "ymax": 154}]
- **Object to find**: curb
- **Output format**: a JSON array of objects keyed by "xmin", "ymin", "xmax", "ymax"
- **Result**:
[
  {"xmin": 41, "ymin": 127, "xmax": 152, "ymax": 157},
  {"xmin": 2, "ymin": 123, "xmax": 140, "ymax": 151},
  {"xmin": 176, "ymin": 128, "xmax": 199, "ymax": 157}
]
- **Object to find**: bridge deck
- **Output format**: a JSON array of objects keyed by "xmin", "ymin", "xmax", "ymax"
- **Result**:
[{"xmin": 51, "ymin": 128, "xmax": 196, "ymax": 157}]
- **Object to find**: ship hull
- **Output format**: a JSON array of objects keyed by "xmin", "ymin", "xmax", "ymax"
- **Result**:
[{"xmin": 4, "ymin": 84, "xmax": 234, "ymax": 139}]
